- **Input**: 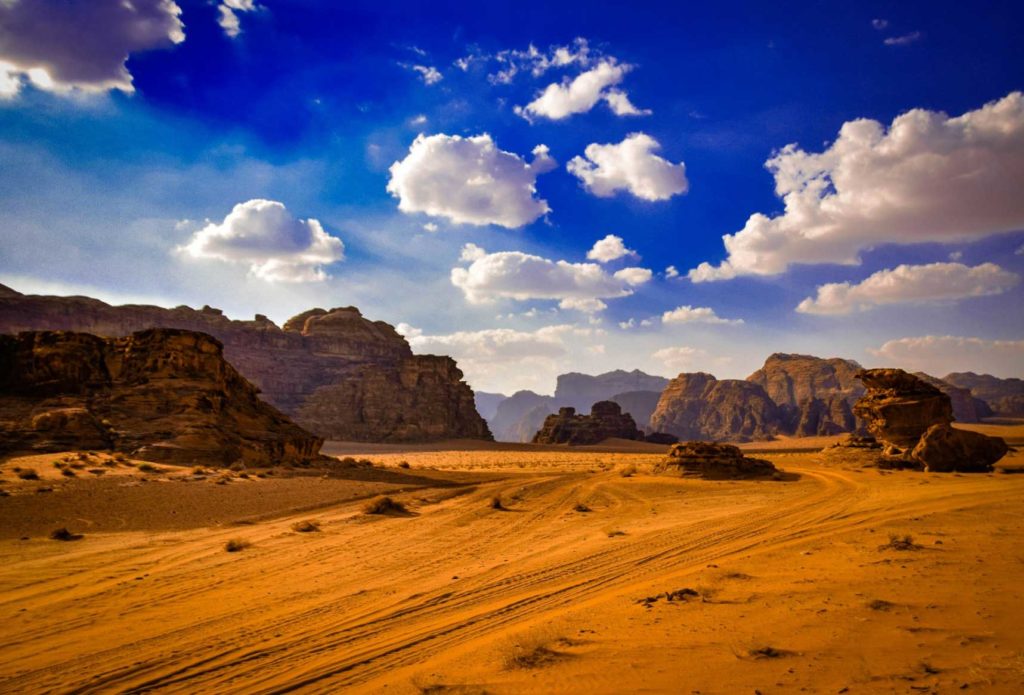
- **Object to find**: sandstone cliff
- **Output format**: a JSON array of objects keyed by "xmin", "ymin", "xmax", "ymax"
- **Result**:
[
  {"xmin": 532, "ymin": 401, "xmax": 644, "ymax": 445},
  {"xmin": 609, "ymin": 390, "xmax": 663, "ymax": 432},
  {"xmin": 0, "ymin": 285, "xmax": 490, "ymax": 442},
  {"xmin": 943, "ymin": 372, "xmax": 1024, "ymax": 416},
  {"xmin": 913, "ymin": 372, "xmax": 991, "ymax": 423},
  {"xmin": 554, "ymin": 369, "xmax": 669, "ymax": 412},
  {"xmin": 0, "ymin": 329, "xmax": 322, "ymax": 465},
  {"xmin": 649, "ymin": 372, "xmax": 782, "ymax": 442}
]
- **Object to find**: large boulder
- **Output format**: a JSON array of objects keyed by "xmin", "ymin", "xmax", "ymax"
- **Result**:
[
  {"xmin": 532, "ymin": 401, "xmax": 644, "ymax": 445},
  {"xmin": 0, "ymin": 287, "xmax": 490, "ymax": 442},
  {"xmin": 649, "ymin": 372, "xmax": 782, "ymax": 442},
  {"xmin": 852, "ymin": 369, "xmax": 954, "ymax": 448},
  {"xmin": 0, "ymin": 329, "xmax": 322, "ymax": 466},
  {"xmin": 911, "ymin": 424, "xmax": 1009, "ymax": 472},
  {"xmin": 656, "ymin": 441, "xmax": 778, "ymax": 479}
]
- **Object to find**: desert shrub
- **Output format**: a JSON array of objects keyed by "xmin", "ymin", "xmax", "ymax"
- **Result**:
[
  {"xmin": 229, "ymin": 461, "xmax": 247, "ymax": 472},
  {"xmin": 358, "ymin": 458, "xmax": 374, "ymax": 467},
  {"xmin": 619, "ymin": 464, "xmax": 637, "ymax": 478},
  {"xmin": 192, "ymin": 467, "xmax": 208, "ymax": 476},
  {"xmin": 490, "ymin": 495, "xmax": 505, "ymax": 510},
  {"xmin": 867, "ymin": 599, "xmax": 895, "ymax": 611},
  {"xmin": 291, "ymin": 520, "xmax": 320, "ymax": 533},
  {"xmin": 879, "ymin": 533, "xmax": 921, "ymax": 551},
  {"xmin": 503, "ymin": 635, "xmax": 575, "ymax": 670},
  {"xmin": 16, "ymin": 468, "xmax": 39, "ymax": 480},
  {"xmin": 749, "ymin": 646, "xmax": 789, "ymax": 659},
  {"xmin": 52, "ymin": 461, "xmax": 65, "ymax": 469},
  {"xmin": 573, "ymin": 502, "xmax": 591, "ymax": 513},
  {"xmin": 137, "ymin": 463, "xmax": 159, "ymax": 473},
  {"xmin": 362, "ymin": 496, "xmax": 406, "ymax": 515},
  {"xmin": 50, "ymin": 527, "xmax": 83, "ymax": 541},
  {"xmin": 224, "ymin": 539, "xmax": 250, "ymax": 552},
  {"xmin": 397, "ymin": 461, "xmax": 411, "ymax": 469},
  {"xmin": 606, "ymin": 529, "xmax": 626, "ymax": 537},
  {"xmin": 61, "ymin": 468, "xmax": 77, "ymax": 477}
]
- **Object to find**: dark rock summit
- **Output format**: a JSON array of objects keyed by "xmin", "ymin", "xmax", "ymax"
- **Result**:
[
  {"xmin": 0, "ymin": 329, "xmax": 322, "ymax": 466},
  {"xmin": 554, "ymin": 369, "xmax": 669, "ymax": 413},
  {"xmin": 531, "ymin": 401, "xmax": 644, "ymax": 445},
  {"xmin": 0, "ymin": 286, "xmax": 490, "ymax": 442},
  {"xmin": 649, "ymin": 372, "xmax": 782, "ymax": 442}
]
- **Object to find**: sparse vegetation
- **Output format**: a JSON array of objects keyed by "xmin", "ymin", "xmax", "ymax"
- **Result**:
[
  {"xmin": 229, "ymin": 461, "xmax": 247, "ymax": 472},
  {"xmin": 606, "ymin": 529, "xmax": 626, "ymax": 537},
  {"xmin": 137, "ymin": 463, "xmax": 159, "ymax": 473},
  {"xmin": 397, "ymin": 460, "xmax": 410, "ymax": 469},
  {"xmin": 291, "ymin": 520, "xmax": 320, "ymax": 533},
  {"xmin": 868, "ymin": 599, "xmax": 895, "ymax": 611},
  {"xmin": 61, "ymin": 468, "xmax": 77, "ymax": 477},
  {"xmin": 363, "ymin": 496, "xmax": 407, "ymax": 515},
  {"xmin": 619, "ymin": 463, "xmax": 637, "ymax": 478},
  {"xmin": 573, "ymin": 502, "xmax": 591, "ymax": 513},
  {"xmin": 748, "ymin": 646, "xmax": 789, "ymax": 659},
  {"xmin": 503, "ymin": 634, "xmax": 576, "ymax": 670},
  {"xmin": 16, "ymin": 468, "xmax": 39, "ymax": 480},
  {"xmin": 879, "ymin": 533, "xmax": 922, "ymax": 551},
  {"xmin": 490, "ymin": 495, "xmax": 505, "ymax": 510},
  {"xmin": 50, "ymin": 527, "xmax": 83, "ymax": 541},
  {"xmin": 224, "ymin": 539, "xmax": 251, "ymax": 552}
]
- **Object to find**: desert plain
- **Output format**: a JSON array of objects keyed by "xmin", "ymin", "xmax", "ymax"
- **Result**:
[{"xmin": 1, "ymin": 425, "xmax": 1023, "ymax": 694}]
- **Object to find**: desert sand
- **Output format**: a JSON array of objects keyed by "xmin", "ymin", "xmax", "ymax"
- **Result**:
[{"xmin": 1, "ymin": 426, "xmax": 1023, "ymax": 693}]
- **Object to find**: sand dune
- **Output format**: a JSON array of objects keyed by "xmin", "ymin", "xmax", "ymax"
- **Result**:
[{"xmin": 1, "ymin": 440, "xmax": 1023, "ymax": 693}]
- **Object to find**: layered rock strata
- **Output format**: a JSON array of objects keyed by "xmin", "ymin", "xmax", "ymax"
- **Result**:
[
  {"xmin": 656, "ymin": 441, "xmax": 778, "ymax": 479},
  {"xmin": 532, "ymin": 401, "xmax": 644, "ymax": 445},
  {"xmin": 649, "ymin": 373, "xmax": 782, "ymax": 442}
]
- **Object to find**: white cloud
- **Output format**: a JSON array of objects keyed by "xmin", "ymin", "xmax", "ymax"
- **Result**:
[
  {"xmin": 410, "ymin": 114, "xmax": 428, "ymax": 126},
  {"xmin": 1016, "ymin": 243, "xmax": 1024, "ymax": 255},
  {"xmin": 402, "ymin": 64, "xmax": 443, "ymax": 85},
  {"xmin": 665, "ymin": 265, "xmax": 679, "ymax": 278},
  {"xmin": 218, "ymin": 0, "xmax": 258, "ymax": 38},
  {"xmin": 869, "ymin": 335, "xmax": 1024, "ymax": 378},
  {"xmin": 797, "ymin": 262, "xmax": 1019, "ymax": 315},
  {"xmin": 652, "ymin": 346, "xmax": 708, "ymax": 372},
  {"xmin": 587, "ymin": 234, "xmax": 637, "ymax": 263},
  {"xmin": 872, "ymin": 18, "xmax": 889, "ymax": 30},
  {"xmin": 690, "ymin": 92, "xmax": 1024, "ymax": 282},
  {"xmin": 662, "ymin": 305, "xmax": 744, "ymax": 325},
  {"xmin": 387, "ymin": 133, "xmax": 556, "ymax": 228},
  {"xmin": 486, "ymin": 37, "xmax": 594, "ymax": 84},
  {"xmin": 515, "ymin": 60, "xmax": 649, "ymax": 121},
  {"xmin": 422, "ymin": 222, "xmax": 438, "ymax": 233},
  {"xmin": 451, "ymin": 244, "xmax": 652, "ymax": 313},
  {"xmin": 0, "ymin": 0, "xmax": 184, "ymax": 96},
  {"xmin": 884, "ymin": 31, "xmax": 922, "ymax": 46},
  {"xmin": 567, "ymin": 133, "xmax": 688, "ymax": 201},
  {"xmin": 179, "ymin": 199, "xmax": 344, "ymax": 282}
]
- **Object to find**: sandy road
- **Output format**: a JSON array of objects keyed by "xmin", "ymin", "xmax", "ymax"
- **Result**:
[{"xmin": 0, "ymin": 456, "xmax": 1022, "ymax": 694}]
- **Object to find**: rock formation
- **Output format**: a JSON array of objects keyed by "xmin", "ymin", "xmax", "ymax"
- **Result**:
[
  {"xmin": 473, "ymin": 391, "xmax": 508, "ymax": 422},
  {"xmin": 531, "ymin": 401, "xmax": 644, "ymax": 445},
  {"xmin": 489, "ymin": 390, "xmax": 557, "ymax": 442},
  {"xmin": 746, "ymin": 353, "xmax": 864, "ymax": 436},
  {"xmin": 0, "ymin": 284, "xmax": 490, "ymax": 442},
  {"xmin": 554, "ymin": 369, "xmax": 669, "ymax": 412},
  {"xmin": 913, "ymin": 372, "xmax": 990, "ymax": 423},
  {"xmin": 0, "ymin": 329, "xmax": 322, "ymax": 465},
  {"xmin": 853, "ymin": 368, "xmax": 1007, "ymax": 472},
  {"xmin": 656, "ymin": 441, "xmax": 778, "ymax": 479},
  {"xmin": 943, "ymin": 372, "xmax": 1024, "ymax": 416},
  {"xmin": 609, "ymin": 390, "xmax": 663, "ymax": 432},
  {"xmin": 649, "ymin": 373, "xmax": 782, "ymax": 442}
]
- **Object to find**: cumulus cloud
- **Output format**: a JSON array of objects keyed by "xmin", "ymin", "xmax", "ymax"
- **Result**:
[
  {"xmin": 884, "ymin": 31, "xmax": 922, "ymax": 46},
  {"xmin": 567, "ymin": 133, "xmax": 688, "ymax": 201},
  {"xmin": 662, "ymin": 305, "xmax": 744, "ymax": 325},
  {"xmin": 387, "ymin": 133, "xmax": 556, "ymax": 228},
  {"xmin": 179, "ymin": 199, "xmax": 344, "ymax": 282},
  {"xmin": 218, "ymin": 1, "xmax": 258, "ymax": 39},
  {"xmin": 664, "ymin": 265, "xmax": 680, "ymax": 278},
  {"xmin": 587, "ymin": 234, "xmax": 637, "ymax": 263},
  {"xmin": 401, "ymin": 63, "xmax": 443, "ymax": 85},
  {"xmin": 869, "ymin": 335, "xmax": 1024, "ymax": 378},
  {"xmin": 515, "ymin": 60, "xmax": 649, "ymax": 121},
  {"xmin": 690, "ymin": 92, "xmax": 1024, "ymax": 282},
  {"xmin": 652, "ymin": 346, "xmax": 708, "ymax": 372},
  {"xmin": 451, "ymin": 244, "xmax": 652, "ymax": 313},
  {"xmin": 0, "ymin": 0, "xmax": 184, "ymax": 97},
  {"xmin": 797, "ymin": 262, "xmax": 1019, "ymax": 315},
  {"xmin": 485, "ymin": 37, "xmax": 594, "ymax": 84}
]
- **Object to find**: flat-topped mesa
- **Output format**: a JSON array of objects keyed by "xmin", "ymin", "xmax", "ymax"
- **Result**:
[
  {"xmin": 532, "ymin": 401, "xmax": 644, "ymax": 445},
  {"xmin": 853, "ymin": 368, "xmax": 1007, "ymax": 472},
  {"xmin": 656, "ymin": 441, "xmax": 778, "ymax": 480},
  {"xmin": 0, "ymin": 288, "xmax": 491, "ymax": 442},
  {"xmin": 650, "ymin": 372, "xmax": 782, "ymax": 442},
  {"xmin": 0, "ymin": 329, "xmax": 322, "ymax": 465}
]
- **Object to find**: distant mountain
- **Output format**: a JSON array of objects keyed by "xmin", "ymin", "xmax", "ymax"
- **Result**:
[
  {"xmin": 473, "ymin": 391, "xmax": 508, "ymax": 422},
  {"xmin": 609, "ymin": 390, "xmax": 663, "ymax": 432},
  {"xmin": 650, "ymin": 372, "xmax": 782, "ymax": 442},
  {"xmin": 489, "ymin": 390, "xmax": 557, "ymax": 442},
  {"xmin": 554, "ymin": 369, "xmax": 670, "ymax": 412},
  {"xmin": 913, "ymin": 373, "xmax": 992, "ymax": 423},
  {"xmin": 943, "ymin": 372, "xmax": 1024, "ymax": 416}
]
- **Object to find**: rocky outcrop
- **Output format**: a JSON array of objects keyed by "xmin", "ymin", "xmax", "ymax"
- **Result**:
[
  {"xmin": 0, "ymin": 285, "xmax": 490, "ymax": 442},
  {"xmin": 554, "ymin": 369, "xmax": 669, "ymax": 412},
  {"xmin": 489, "ymin": 390, "xmax": 557, "ymax": 442},
  {"xmin": 532, "ymin": 401, "xmax": 644, "ymax": 445},
  {"xmin": 747, "ymin": 353, "xmax": 864, "ymax": 436},
  {"xmin": 943, "ymin": 372, "xmax": 1024, "ymax": 416},
  {"xmin": 655, "ymin": 441, "xmax": 777, "ymax": 479},
  {"xmin": 853, "ymin": 368, "xmax": 1007, "ymax": 472},
  {"xmin": 913, "ymin": 372, "xmax": 990, "ymax": 423},
  {"xmin": 609, "ymin": 390, "xmax": 663, "ymax": 432},
  {"xmin": 0, "ymin": 329, "xmax": 322, "ymax": 465},
  {"xmin": 649, "ymin": 373, "xmax": 782, "ymax": 442}
]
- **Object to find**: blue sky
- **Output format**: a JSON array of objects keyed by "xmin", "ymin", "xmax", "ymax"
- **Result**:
[{"xmin": 1, "ymin": 0, "xmax": 1023, "ymax": 394}]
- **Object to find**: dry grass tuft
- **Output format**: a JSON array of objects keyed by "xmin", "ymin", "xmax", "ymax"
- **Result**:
[
  {"xmin": 224, "ymin": 539, "xmax": 251, "ymax": 552},
  {"xmin": 619, "ymin": 463, "xmax": 637, "ymax": 478},
  {"xmin": 868, "ymin": 599, "xmax": 896, "ymax": 611},
  {"xmin": 16, "ymin": 468, "xmax": 39, "ymax": 480},
  {"xmin": 748, "ymin": 646, "xmax": 790, "ymax": 659},
  {"xmin": 291, "ymin": 520, "xmax": 321, "ymax": 533},
  {"xmin": 50, "ymin": 527, "xmax": 83, "ymax": 541},
  {"xmin": 502, "ymin": 634, "xmax": 576, "ymax": 670},
  {"xmin": 573, "ymin": 502, "xmax": 591, "ymax": 513},
  {"xmin": 363, "ymin": 496, "xmax": 407, "ymax": 515},
  {"xmin": 879, "ymin": 533, "xmax": 922, "ymax": 551},
  {"xmin": 490, "ymin": 495, "xmax": 505, "ymax": 510}
]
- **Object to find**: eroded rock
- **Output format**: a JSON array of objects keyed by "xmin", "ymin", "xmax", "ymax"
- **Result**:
[
  {"xmin": 655, "ymin": 441, "xmax": 778, "ymax": 479},
  {"xmin": 532, "ymin": 401, "xmax": 644, "ymax": 445},
  {"xmin": 649, "ymin": 373, "xmax": 782, "ymax": 442}
]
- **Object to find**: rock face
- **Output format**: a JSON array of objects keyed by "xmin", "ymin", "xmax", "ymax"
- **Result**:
[
  {"xmin": 943, "ymin": 372, "xmax": 1024, "ymax": 416},
  {"xmin": 554, "ymin": 369, "xmax": 669, "ymax": 412},
  {"xmin": 489, "ymin": 390, "xmax": 557, "ymax": 442},
  {"xmin": 531, "ymin": 401, "xmax": 644, "ymax": 445},
  {"xmin": 609, "ymin": 390, "xmax": 663, "ymax": 432},
  {"xmin": 0, "ymin": 285, "xmax": 490, "ymax": 442},
  {"xmin": 913, "ymin": 372, "xmax": 990, "ymax": 423},
  {"xmin": 649, "ymin": 373, "xmax": 782, "ymax": 442},
  {"xmin": 0, "ymin": 329, "xmax": 322, "ymax": 465},
  {"xmin": 853, "ymin": 368, "xmax": 1007, "ymax": 472},
  {"xmin": 747, "ymin": 353, "xmax": 864, "ymax": 436},
  {"xmin": 656, "ymin": 441, "xmax": 777, "ymax": 479}
]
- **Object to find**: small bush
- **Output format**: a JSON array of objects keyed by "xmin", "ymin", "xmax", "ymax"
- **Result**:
[
  {"xmin": 619, "ymin": 464, "xmax": 637, "ymax": 478},
  {"xmin": 397, "ymin": 461, "xmax": 411, "ymax": 469},
  {"xmin": 53, "ymin": 461, "xmax": 66, "ymax": 469},
  {"xmin": 16, "ymin": 468, "xmax": 39, "ymax": 480},
  {"xmin": 363, "ymin": 496, "xmax": 407, "ymax": 515},
  {"xmin": 573, "ymin": 502, "xmax": 591, "ymax": 513},
  {"xmin": 749, "ymin": 646, "xmax": 789, "ymax": 659},
  {"xmin": 137, "ymin": 463, "xmax": 158, "ymax": 473},
  {"xmin": 490, "ymin": 495, "xmax": 505, "ymax": 510},
  {"xmin": 867, "ymin": 599, "xmax": 895, "ymax": 611},
  {"xmin": 224, "ymin": 539, "xmax": 251, "ymax": 552},
  {"xmin": 229, "ymin": 461, "xmax": 247, "ymax": 472},
  {"xmin": 291, "ymin": 520, "xmax": 320, "ymax": 533},
  {"xmin": 61, "ymin": 468, "xmax": 77, "ymax": 477},
  {"xmin": 879, "ymin": 533, "xmax": 921, "ymax": 551},
  {"xmin": 50, "ymin": 527, "xmax": 83, "ymax": 541},
  {"xmin": 606, "ymin": 529, "xmax": 626, "ymax": 538}
]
